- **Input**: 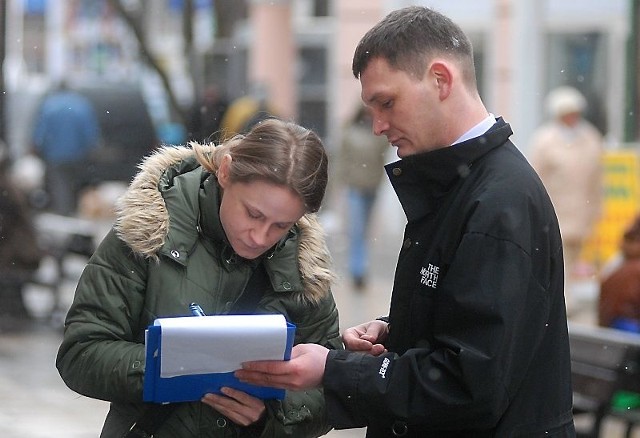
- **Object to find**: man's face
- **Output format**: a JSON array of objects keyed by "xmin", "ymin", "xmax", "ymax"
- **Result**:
[{"xmin": 360, "ymin": 57, "xmax": 444, "ymax": 158}]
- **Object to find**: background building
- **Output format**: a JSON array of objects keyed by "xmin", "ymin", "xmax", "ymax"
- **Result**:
[
  {"xmin": 2, "ymin": 0, "xmax": 638, "ymax": 268},
  {"xmin": 2, "ymin": 0, "xmax": 638, "ymax": 157}
]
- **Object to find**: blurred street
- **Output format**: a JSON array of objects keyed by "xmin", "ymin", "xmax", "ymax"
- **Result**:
[{"xmin": 0, "ymin": 187, "xmax": 636, "ymax": 438}]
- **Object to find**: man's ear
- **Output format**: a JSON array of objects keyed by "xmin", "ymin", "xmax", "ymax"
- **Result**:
[
  {"xmin": 217, "ymin": 154, "xmax": 233, "ymax": 188},
  {"xmin": 430, "ymin": 61, "xmax": 453, "ymax": 101}
]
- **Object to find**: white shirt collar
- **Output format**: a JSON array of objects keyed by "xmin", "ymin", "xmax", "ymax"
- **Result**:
[{"xmin": 452, "ymin": 113, "xmax": 497, "ymax": 145}]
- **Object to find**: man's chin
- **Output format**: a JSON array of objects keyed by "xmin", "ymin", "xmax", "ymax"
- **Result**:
[{"xmin": 395, "ymin": 147, "xmax": 410, "ymax": 159}]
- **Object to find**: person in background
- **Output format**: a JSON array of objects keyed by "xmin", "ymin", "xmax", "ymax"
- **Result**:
[
  {"xmin": 530, "ymin": 85, "xmax": 604, "ymax": 314},
  {"xmin": 598, "ymin": 214, "xmax": 640, "ymax": 333},
  {"xmin": 0, "ymin": 143, "xmax": 42, "ymax": 331},
  {"xmin": 187, "ymin": 84, "xmax": 229, "ymax": 144},
  {"xmin": 339, "ymin": 105, "xmax": 389, "ymax": 290},
  {"xmin": 56, "ymin": 118, "xmax": 342, "ymax": 437},
  {"xmin": 237, "ymin": 6, "xmax": 575, "ymax": 437},
  {"xmin": 32, "ymin": 81, "xmax": 101, "ymax": 215},
  {"xmin": 219, "ymin": 84, "xmax": 279, "ymax": 141}
]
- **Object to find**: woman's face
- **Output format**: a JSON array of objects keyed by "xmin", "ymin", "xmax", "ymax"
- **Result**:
[{"xmin": 217, "ymin": 155, "xmax": 306, "ymax": 260}]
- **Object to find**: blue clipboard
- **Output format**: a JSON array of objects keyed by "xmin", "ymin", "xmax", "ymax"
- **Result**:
[{"xmin": 143, "ymin": 320, "xmax": 295, "ymax": 403}]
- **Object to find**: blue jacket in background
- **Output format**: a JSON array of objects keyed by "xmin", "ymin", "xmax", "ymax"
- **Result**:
[{"xmin": 33, "ymin": 90, "xmax": 100, "ymax": 163}]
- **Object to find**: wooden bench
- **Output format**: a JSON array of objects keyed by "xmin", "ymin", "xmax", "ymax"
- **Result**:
[{"xmin": 569, "ymin": 323, "xmax": 640, "ymax": 438}]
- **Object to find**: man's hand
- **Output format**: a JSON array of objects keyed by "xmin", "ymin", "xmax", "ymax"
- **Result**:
[
  {"xmin": 235, "ymin": 343, "xmax": 329, "ymax": 391},
  {"xmin": 201, "ymin": 387, "xmax": 266, "ymax": 427},
  {"xmin": 342, "ymin": 319, "xmax": 388, "ymax": 356}
]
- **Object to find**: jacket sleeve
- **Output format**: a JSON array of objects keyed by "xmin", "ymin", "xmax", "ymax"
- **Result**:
[
  {"xmin": 260, "ymin": 290, "xmax": 343, "ymax": 437},
  {"xmin": 56, "ymin": 228, "xmax": 149, "ymax": 402}
]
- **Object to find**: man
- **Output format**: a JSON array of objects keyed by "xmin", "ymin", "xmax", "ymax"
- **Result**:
[
  {"xmin": 237, "ymin": 6, "xmax": 575, "ymax": 437},
  {"xmin": 32, "ymin": 82, "xmax": 101, "ymax": 215}
]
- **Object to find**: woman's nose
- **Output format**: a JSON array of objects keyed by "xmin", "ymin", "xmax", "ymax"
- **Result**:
[{"xmin": 250, "ymin": 224, "xmax": 270, "ymax": 246}]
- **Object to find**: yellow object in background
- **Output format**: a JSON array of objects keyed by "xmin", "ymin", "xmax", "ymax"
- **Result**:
[{"xmin": 581, "ymin": 150, "xmax": 640, "ymax": 271}]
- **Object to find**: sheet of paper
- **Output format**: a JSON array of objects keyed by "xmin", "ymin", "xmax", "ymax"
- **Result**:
[{"xmin": 155, "ymin": 314, "xmax": 288, "ymax": 378}]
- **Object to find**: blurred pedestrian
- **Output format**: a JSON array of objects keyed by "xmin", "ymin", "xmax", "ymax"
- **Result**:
[
  {"xmin": 237, "ymin": 6, "xmax": 575, "ymax": 437},
  {"xmin": 187, "ymin": 84, "xmax": 228, "ymax": 144},
  {"xmin": 530, "ymin": 86, "xmax": 604, "ymax": 313},
  {"xmin": 219, "ymin": 84, "xmax": 278, "ymax": 141},
  {"xmin": 598, "ymin": 214, "xmax": 640, "ymax": 332},
  {"xmin": 339, "ymin": 105, "xmax": 389, "ymax": 290},
  {"xmin": 0, "ymin": 143, "xmax": 42, "ymax": 331},
  {"xmin": 32, "ymin": 81, "xmax": 101, "ymax": 215}
]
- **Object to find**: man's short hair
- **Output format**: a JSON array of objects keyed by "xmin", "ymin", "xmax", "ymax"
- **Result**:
[{"xmin": 352, "ymin": 6, "xmax": 477, "ymax": 88}]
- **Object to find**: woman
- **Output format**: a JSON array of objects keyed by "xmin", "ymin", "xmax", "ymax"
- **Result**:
[
  {"xmin": 529, "ymin": 86, "xmax": 603, "ymax": 314},
  {"xmin": 56, "ymin": 119, "xmax": 342, "ymax": 437}
]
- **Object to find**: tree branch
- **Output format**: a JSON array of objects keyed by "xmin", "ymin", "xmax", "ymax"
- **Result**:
[{"xmin": 106, "ymin": 0, "xmax": 188, "ymax": 125}]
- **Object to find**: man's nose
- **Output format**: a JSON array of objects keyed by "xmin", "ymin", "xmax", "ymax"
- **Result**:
[{"xmin": 372, "ymin": 117, "xmax": 388, "ymax": 136}]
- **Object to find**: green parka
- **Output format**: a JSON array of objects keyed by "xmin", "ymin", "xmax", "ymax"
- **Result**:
[{"xmin": 56, "ymin": 145, "xmax": 343, "ymax": 437}]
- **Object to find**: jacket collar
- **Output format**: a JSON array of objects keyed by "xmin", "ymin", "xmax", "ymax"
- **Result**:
[
  {"xmin": 198, "ymin": 173, "xmax": 247, "ymax": 270},
  {"xmin": 386, "ymin": 118, "xmax": 513, "ymax": 221}
]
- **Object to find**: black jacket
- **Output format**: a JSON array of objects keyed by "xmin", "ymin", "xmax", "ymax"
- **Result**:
[{"xmin": 323, "ymin": 119, "xmax": 575, "ymax": 437}]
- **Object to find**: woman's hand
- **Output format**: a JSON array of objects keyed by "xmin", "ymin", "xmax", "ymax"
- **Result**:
[{"xmin": 201, "ymin": 387, "xmax": 266, "ymax": 427}]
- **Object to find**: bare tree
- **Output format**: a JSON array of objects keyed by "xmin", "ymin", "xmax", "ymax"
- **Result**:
[
  {"xmin": 105, "ymin": 0, "xmax": 192, "ymax": 125},
  {"xmin": 105, "ymin": 0, "xmax": 248, "ymax": 126}
]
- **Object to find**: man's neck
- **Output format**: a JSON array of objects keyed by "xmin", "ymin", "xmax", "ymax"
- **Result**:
[{"xmin": 452, "ymin": 112, "xmax": 496, "ymax": 145}]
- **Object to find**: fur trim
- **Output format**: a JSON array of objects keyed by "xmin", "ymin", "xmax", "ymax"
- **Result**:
[
  {"xmin": 114, "ymin": 145, "xmax": 335, "ymax": 301},
  {"xmin": 114, "ymin": 145, "xmax": 197, "ymax": 261},
  {"xmin": 296, "ymin": 214, "xmax": 337, "ymax": 305}
]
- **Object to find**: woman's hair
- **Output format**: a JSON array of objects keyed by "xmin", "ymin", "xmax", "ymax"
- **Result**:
[
  {"xmin": 352, "ymin": 6, "xmax": 477, "ymax": 88},
  {"xmin": 193, "ymin": 118, "xmax": 328, "ymax": 213}
]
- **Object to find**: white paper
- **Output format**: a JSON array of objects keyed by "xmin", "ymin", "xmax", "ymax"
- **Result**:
[{"xmin": 155, "ymin": 314, "xmax": 288, "ymax": 378}]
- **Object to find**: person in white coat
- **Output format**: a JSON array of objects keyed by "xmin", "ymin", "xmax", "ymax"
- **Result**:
[{"xmin": 530, "ymin": 86, "xmax": 604, "ymax": 314}]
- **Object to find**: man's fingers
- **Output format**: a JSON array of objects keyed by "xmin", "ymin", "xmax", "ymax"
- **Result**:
[
  {"xmin": 344, "ymin": 337, "xmax": 375, "ymax": 352},
  {"xmin": 235, "ymin": 369, "xmax": 288, "ymax": 387},
  {"xmin": 241, "ymin": 360, "xmax": 289, "ymax": 374}
]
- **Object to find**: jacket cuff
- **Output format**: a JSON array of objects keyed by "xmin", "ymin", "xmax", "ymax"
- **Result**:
[{"xmin": 322, "ymin": 350, "xmax": 368, "ymax": 429}]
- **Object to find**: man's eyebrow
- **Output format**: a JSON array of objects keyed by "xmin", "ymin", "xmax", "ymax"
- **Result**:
[{"xmin": 364, "ymin": 92, "xmax": 384, "ymax": 105}]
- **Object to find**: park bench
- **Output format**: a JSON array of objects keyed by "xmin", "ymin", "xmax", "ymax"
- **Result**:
[
  {"xmin": 570, "ymin": 322, "xmax": 640, "ymax": 438},
  {"xmin": 29, "ymin": 212, "xmax": 99, "ymax": 326}
]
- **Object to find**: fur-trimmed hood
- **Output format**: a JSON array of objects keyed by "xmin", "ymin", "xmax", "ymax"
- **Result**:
[{"xmin": 114, "ymin": 145, "xmax": 335, "ymax": 305}]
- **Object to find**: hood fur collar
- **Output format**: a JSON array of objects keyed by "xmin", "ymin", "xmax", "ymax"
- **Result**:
[{"xmin": 114, "ymin": 145, "xmax": 335, "ymax": 305}]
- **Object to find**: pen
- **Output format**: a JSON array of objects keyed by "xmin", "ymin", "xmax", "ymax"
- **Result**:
[{"xmin": 189, "ymin": 302, "xmax": 206, "ymax": 317}]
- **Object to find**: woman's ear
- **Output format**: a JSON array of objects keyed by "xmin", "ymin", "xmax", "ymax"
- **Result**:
[{"xmin": 217, "ymin": 154, "xmax": 233, "ymax": 188}]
